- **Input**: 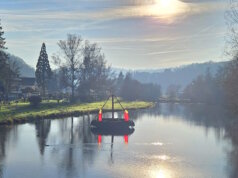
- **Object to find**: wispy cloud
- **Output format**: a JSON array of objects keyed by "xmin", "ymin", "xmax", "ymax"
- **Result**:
[
  {"xmin": 144, "ymin": 49, "xmax": 188, "ymax": 56},
  {"xmin": 0, "ymin": 0, "xmax": 228, "ymax": 69},
  {"xmin": 0, "ymin": 0, "xmax": 227, "ymax": 27}
]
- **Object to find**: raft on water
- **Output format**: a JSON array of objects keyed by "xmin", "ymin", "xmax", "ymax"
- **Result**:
[
  {"xmin": 90, "ymin": 94, "xmax": 135, "ymax": 130},
  {"xmin": 91, "ymin": 123, "xmax": 134, "ymax": 136},
  {"xmin": 91, "ymin": 118, "xmax": 134, "ymax": 129}
]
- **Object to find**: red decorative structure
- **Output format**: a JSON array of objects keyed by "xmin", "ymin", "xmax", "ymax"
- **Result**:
[
  {"xmin": 124, "ymin": 110, "xmax": 129, "ymax": 121},
  {"xmin": 124, "ymin": 135, "xmax": 128, "ymax": 144},
  {"xmin": 98, "ymin": 109, "xmax": 102, "ymax": 122},
  {"xmin": 91, "ymin": 95, "xmax": 135, "ymax": 130},
  {"xmin": 98, "ymin": 135, "xmax": 102, "ymax": 145}
]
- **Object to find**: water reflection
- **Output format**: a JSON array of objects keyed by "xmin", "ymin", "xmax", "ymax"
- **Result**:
[
  {"xmin": 91, "ymin": 124, "xmax": 135, "ymax": 164},
  {"xmin": 0, "ymin": 125, "xmax": 18, "ymax": 178},
  {"xmin": 150, "ymin": 168, "xmax": 172, "ymax": 178},
  {"xmin": 35, "ymin": 119, "xmax": 51, "ymax": 155},
  {"xmin": 0, "ymin": 126, "xmax": 11, "ymax": 178},
  {"xmin": 1, "ymin": 104, "xmax": 238, "ymax": 177},
  {"xmin": 51, "ymin": 116, "xmax": 98, "ymax": 178}
]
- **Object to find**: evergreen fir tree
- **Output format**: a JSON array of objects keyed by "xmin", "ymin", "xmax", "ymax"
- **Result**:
[{"xmin": 35, "ymin": 43, "xmax": 52, "ymax": 96}]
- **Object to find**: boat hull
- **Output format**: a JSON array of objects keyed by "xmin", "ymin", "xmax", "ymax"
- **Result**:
[
  {"xmin": 90, "ymin": 119, "xmax": 135, "ymax": 130},
  {"xmin": 91, "ymin": 127, "xmax": 134, "ymax": 136}
]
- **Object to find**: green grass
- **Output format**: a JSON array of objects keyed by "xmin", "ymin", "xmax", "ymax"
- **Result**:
[{"xmin": 0, "ymin": 99, "xmax": 154, "ymax": 124}]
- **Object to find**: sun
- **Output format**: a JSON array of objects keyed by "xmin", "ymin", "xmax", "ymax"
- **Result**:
[
  {"xmin": 157, "ymin": 0, "xmax": 173, "ymax": 9},
  {"xmin": 148, "ymin": 0, "xmax": 187, "ymax": 18}
]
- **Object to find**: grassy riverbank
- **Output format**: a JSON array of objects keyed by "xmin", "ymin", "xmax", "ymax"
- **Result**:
[{"xmin": 0, "ymin": 100, "xmax": 154, "ymax": 125}]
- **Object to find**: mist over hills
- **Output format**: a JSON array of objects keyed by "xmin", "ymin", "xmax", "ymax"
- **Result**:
[
  {"xmin": 10, "ymin": 53, "xmax": 227, "ymax": 91},
  {"xmin": 8, "ymin": 54, "xmax": 35, "ymax": 77},
  {"xmin": 115, "ymin": 61, "xmax": 228, "ymax": 92}
]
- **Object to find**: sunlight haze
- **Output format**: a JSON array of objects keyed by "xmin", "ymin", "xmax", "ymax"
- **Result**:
[{"xmin": 0, "ymin": 0, "xmax": 227, "ymax": 69}]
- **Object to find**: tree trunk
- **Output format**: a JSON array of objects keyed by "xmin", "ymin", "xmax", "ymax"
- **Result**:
[{"xmin": 71, "ymin": 69, "xmax": 75, "ymax": 103}]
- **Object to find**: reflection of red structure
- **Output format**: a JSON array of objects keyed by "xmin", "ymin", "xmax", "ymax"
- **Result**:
[
  {"xmin": 97, "ymin": 135, "xmax": 129, "ymax": 146},
  {"xmin": 124, "ymin": 135, "xmax": 128, "ymax": 144},
  {"xmin": 98, "ymin": 135, "xmax": 102, "ymax": 144},
  {"xmin": 124, "ymin": 110, "xmax": 129, "ymax": 121},
  {"xmin": 98, "ymin": 109, "xmax": 102, "ymax": 122}
]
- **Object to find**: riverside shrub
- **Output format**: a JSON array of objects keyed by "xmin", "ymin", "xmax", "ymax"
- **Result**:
[{"xmin": 28, "ymin": 96, "xmax": 42, "ymax": 107}]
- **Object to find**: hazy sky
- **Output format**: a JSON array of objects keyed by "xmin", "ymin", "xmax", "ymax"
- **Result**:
[{"xmin": 0, "ymin": 0, "xmax": 228, "ymax": 69}]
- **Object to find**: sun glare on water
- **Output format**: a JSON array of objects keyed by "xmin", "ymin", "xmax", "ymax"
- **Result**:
[
  {"xmin": 150, "ymin": 169, "xmax": 172, "ymax": 178},
  {"xmin": 148, "ymin": 0, "xmax": 188, "ymax": 19}
]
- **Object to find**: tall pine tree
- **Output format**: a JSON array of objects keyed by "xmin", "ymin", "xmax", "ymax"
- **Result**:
[{"xmin": 35, "ymin": 43, "xmax": 52, "ymax": 96}]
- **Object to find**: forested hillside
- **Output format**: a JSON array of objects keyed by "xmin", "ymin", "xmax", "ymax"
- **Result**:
[
  {"xmin": 130, "ymin": 61, "xmax": 227, "ymax": 91},
  {"xmin": 8, "ymin": 54, "xmax": 35, "ymax": 77},
  {"xmin": 11, "ymin": 53, "xmax": 227, "ymax": 92}
]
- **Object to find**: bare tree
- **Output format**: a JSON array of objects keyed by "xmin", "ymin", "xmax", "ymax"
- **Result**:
[
  {"xmin": 52, "ymin": 34, "xmax": 83, "ymax": 102},
  {"xmin": 78, "ymin": 40, "xmax": 112, "ymax": 101},
  {"xmin": 225, "ymin": 0, "xmax": 238, "ymax": 56},
  {"xmin": 223, "ymin": 0, "xmax": 238, "ymax": 110}
]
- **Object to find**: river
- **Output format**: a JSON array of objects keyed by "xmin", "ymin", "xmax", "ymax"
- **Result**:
[{"xmin": 0, "ymin": 103, "xmax": 237, "ymax": 178}]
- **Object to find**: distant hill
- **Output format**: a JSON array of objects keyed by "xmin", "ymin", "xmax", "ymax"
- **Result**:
[
  {"xmin": 7, "ymin": 54, "xmax": 228, "ymax": 92},
  {"xmin": 8, "ymin": 54, "xmax": 35, "ymax": 77},
  {"xmin": 114, "ymin": 61, "xmax": 228, "ymax": 92}
]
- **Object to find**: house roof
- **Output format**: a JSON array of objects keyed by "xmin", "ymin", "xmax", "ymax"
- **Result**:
[{"xmin": 21, "ymin": 77, "xmax": 36, "ymax": 86}]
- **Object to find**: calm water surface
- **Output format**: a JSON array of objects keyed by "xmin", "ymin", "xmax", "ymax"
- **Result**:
[{"xmin": 0, "ymin": 103, "xmax": 238, "ymax": 178}]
